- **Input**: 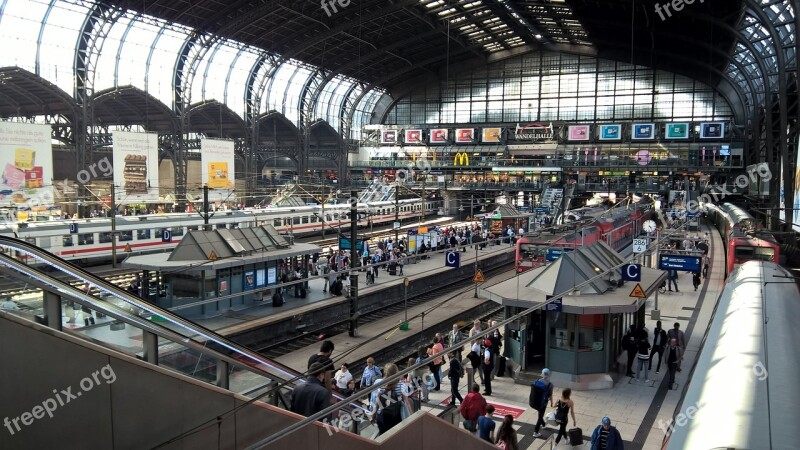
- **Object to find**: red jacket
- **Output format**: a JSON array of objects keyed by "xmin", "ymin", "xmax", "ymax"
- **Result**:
[{"xmin": 459, "ymin": 392, "xmax": 487, "ymax": 421}]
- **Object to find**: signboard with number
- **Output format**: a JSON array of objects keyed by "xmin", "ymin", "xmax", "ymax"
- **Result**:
[
  {"xmin": 659, "ymin": 255, "xmax": 702, "ymax": 272},
  {"xmin": 621, "ymin": 264, "xmax": 641, "ymax": 282},
  {"xmin": 69, "ymin": 223, "xmax": 78, "ymax": 234},
  {"xmin": 545, "ymin": 247, "xmax": 573, "ymax": 261},
  {"xmin": 545, "ymin": 295, "xmax": 562, "ymax": 312},
  {"xmin": 162, "ymin": 229, "xmax": 172, "ymax": 243},
  {"xmin": 632, "ymin": 238, "xmax": 648, "ymax": 254}
]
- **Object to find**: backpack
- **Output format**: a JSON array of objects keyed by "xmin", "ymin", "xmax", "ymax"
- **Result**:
[
  {"xmin": 529, "ymin": 379, "xmax": 551, "ymax": 410},
  {"xmin": 376, "ymin": 388, "xmax": 403, "ymax": 434},
  {"xmin": 449, "ymin": 359, "xmax": 464, "ymax": 379},
  {"xmin": 555, "ymin": 400, "xmax": 569, "ymax": 423}
]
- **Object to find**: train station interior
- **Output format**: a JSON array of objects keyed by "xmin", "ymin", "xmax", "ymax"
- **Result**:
[{"xmin": 1, "ymin": 1, "xmax": 799, "ymax": 449}]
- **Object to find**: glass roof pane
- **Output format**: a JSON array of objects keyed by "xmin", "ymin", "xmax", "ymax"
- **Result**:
[
  {"xmin": 0, "ymin": 0, "xmax": 52, "ymax": 73},
  {"xmin": 190, "ymin": 39, "xmax": 218, "ymax": 105},
  {"xmin": 203, "ymin": 40, "xmax": 239, "ymax": 103},
  {"xmin": 94, "ymin": 14, "xmax": 133, "ymax": 92},
  {"xmin": 39, "ymin": 0, "xmax": 87, "ymax": 94},
  {"xmin": 284, "ymin": 66, "xmax": 312, "ymax": 126},
  {"xmin": 118, "ymin": 17, "xmax": 161, "ymax": 91},
  {"xmin": 265, "ymin": 63, "xmax": 298, "ymax": 114},
  {"xmin": 148, "ymin": 25, "xmax": 188, "ymax": 107},
  {"xmin": 226, "ymin": 49, "xmax": 260, "ymax": 118}
]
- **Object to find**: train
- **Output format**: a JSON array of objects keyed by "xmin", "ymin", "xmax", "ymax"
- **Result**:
[
  {"xmin": 663, "ymin": 260, "xmax": 800, "ymax": 449},
  {"xmin": 515, "ymin": 198, "xmax": 654, "ymax": 272},
  {"xmin": 0, "ymin": 198, "xmax": 441, "ymax": 264},
  {"xmin": 704, "ymin": 202, "xmax": 780, "ymax": 276}
]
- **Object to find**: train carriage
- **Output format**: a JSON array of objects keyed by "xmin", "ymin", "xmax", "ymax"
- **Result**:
[{"xmin": 705, "ymin": 202, "xmax": 780, "ymax": 275}]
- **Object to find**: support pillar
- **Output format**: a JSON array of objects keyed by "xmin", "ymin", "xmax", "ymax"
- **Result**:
[
  {"xmin": 215, "ymin": 360, "xmax": 229, "ymax": 390},
  {"xmin": 143, "ymin": 331, "xmax": 158, "ymax": 365},
  {"xmin": 43, "ymin": 291, "xmax": 63, "ymax": 331}
]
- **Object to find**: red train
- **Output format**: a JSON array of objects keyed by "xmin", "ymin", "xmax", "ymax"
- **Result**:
[
  {"xmin": 515, "ymin": 200, "xmax": 654, "ymax": 273},
  {"xmin": 705, "ymin": 202, "xmax": 780, "ymax": 276}
]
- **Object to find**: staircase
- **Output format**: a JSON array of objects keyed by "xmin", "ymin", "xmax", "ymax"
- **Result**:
[{"xmin": 540, "ymin": 188, "xmax": 563, "ymax": 213}]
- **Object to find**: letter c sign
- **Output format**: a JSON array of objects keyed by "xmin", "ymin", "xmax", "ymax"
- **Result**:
[
  {"xmin": 621, "ymin": 263, "xmax": 641, "ymax": 282},
  {"xmin": 445, "ymin": 251, "xmax": 460, "ymax": 268}
]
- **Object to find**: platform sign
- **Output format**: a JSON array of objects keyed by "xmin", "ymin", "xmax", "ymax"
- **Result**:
[
  {"xmin": 338, "ymin": 237, "xmax": 365, "ymax": 251},
  {"xmin": 393, "ymin": 222, "xmax": 401, "ymax": 230},
  {"xmin": 545, "ymin": 295, "xmax": 562, "ymax": 312},
  {"xmin": 629, "ymin": 283, "xmax": 647, "ymax": 298},
  {"xmin": 445, "ymin": 251, "xmax": 460, "ymax": 268},
  {"xmin": 69, "ymin": 223, "xmax": 78, "ymax": 234},
  {"xmin": 659, "ymin": 254, "xmax": 702, "ymax": 272},
  {"xmin": 535, "ymin": 207, "xmax": 550, "ymax": 213},
  {"xmin": 621, "ymin": 263, "xmax": 641, "ymax": 282},
  {"xmin": 162, "ymin": 229, "xmax": 172, "ymax": 243},
  {"xmin": 545, "ymin": 247, "xmax": 573, "ymax": 261},
  {"xmin": 632, "ymin": 238, "xmax": 648, "ymax": 254}
]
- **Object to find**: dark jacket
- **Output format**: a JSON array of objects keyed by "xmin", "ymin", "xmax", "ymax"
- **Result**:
[
  {"xmin": 289, "ymin": 377, "xmax": 331, "ymax": 419},
  {"xmin": 489, "ymin": 331, "xmax": 503, "ymax": 354},
  {"xmin": 591, "ymin": 424, "xmax": 624, "ymax": 450},
  {"xmin": 652, "ymin": 328, "xmax": 668, "ymax": 348}
]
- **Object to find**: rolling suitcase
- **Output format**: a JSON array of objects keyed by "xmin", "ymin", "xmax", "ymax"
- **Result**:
[
  {"xmin": 299, "ymin": 288, "xmax": 307, "ymax": 298},
  {"xmin": 388, "ymin": 262, "xmax": 397, "ymax": 276},
  {"xmin": 568, "ymin": 427, "xmax": 583, "ymax": 446},
  {"xmin": 272, "ymin": 292, "xmax": 284, "ymax": 307}
]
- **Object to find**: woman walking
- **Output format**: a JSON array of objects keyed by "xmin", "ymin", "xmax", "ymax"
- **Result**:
[
  {"xmin": 553, "ymin": 388, "xmax": 577, "ymax": 447},
  {"xmin": 495, "ymin": 414, "xmax": 519, "ymax": 450}
]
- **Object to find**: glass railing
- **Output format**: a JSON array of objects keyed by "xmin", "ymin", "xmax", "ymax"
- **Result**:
[{"xmin": 348, "ymin": 158, "xmax": 741, "ymax": 170}]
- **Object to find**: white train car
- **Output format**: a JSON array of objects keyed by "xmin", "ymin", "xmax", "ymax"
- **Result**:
[
  {"xmin": 7, "ymin": 198, "xmax": 440, "ymax": 264},
  {"xmin": 664, "ymin": 260, "xmax": 800, "ymax": 449}
]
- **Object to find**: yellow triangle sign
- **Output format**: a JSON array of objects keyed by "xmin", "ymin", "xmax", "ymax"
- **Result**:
[
  {"xmin": 473, "ymin": 270, "xmax": 486, "ymax": 283},
  {"xmin": 629, "ymin": 283, "xmax": 646, "ymax": 298},
  {"xmin": 123, "ymin": 243, "xmax": 132, "ymax": 253},
  {"xmin": 208, "ymin": 250, "xmax": 217, "ymax": 261}
]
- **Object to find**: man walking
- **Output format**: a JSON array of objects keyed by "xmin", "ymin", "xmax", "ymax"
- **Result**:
[
  {"xmin": 448, "ymin": 323, "xmax": 464, "ymax": 361},
  {"xmin": 622, "ymin": 325, "xmax": 638, "ymax": 377},
  {"xmin": 649, "ymin": 321, "xmax": 668, "ymax": 374},
  {"xmin": 666, "ymin": 338, "xmax": 683, "ymax": 390},
  {"xmin": 590, "ymin": 416, "xmax": 624, "ymax": 450},
  {"xmin": 667, "ymin": 323, "xmax": 686, "ymax": 372},
  {"xmin": 530, "ymin": 368, "xmax": 554, "ymax": 438},
  {"xmin": 667, "ymin": 269, "xmax": 679, "ymax": 292}
]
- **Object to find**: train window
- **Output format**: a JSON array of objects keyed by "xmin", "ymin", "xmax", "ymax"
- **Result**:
[
  {"xmin": 137, "ymin": 229, "xmax": 151, "ymax": 240},
  {"xmin": 734, "ymin": 246, "xmax": 775, "ymax": 261},
  {"xmin": 310, "ymin": 216, "xmax": 318, "ymax": 223},
  {"xmin": 155, "ymin": 229, "xmax": 163, "ymax": 238},
  {"xmin": 302, "ymin": 217, "xmax": 309, "ymax": 224},
  {"xmin": 274, "ymin": 219, "xmax": 282, "ymax": 227},
  {"xmin": 99, "ymin": 232, "xmax": 112, "ymax": 243},
  {"xmin": 79, "ymin": 233, "xmax": 94, "ymax": 245},
  {"xmin": 63, "ymin": 236, "xmax": 73, "ymax": 247},
  {"xmin": 293, "ymin": 217, "xmax": 300, "ymax": 225},
  {"xmin": 119, "ymin": 231, "xmax": 133, "ymax": 242},
  {"xmin": 171, "ymin": 226, "xmax": 184, "ymax": 237},
  {"xmin": 188, "ymin": 226, "xmax": 199, "ymax": 231},
  {"xmin": 216, "ymin": 224, "xmax": 227, "ymax": 229},
  {"xmin": 38, "ymin": 237, "xmax": 51, "ymax": 249}
]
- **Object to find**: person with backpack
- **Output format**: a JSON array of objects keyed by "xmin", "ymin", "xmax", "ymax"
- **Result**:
[
  {"xmin": 553, "ymin": 388, "xmax": 577, "ymax": 447},
  {"xmin": 635, "ymin": 336, "xmax": 651, "ymax": 383},
  {"xmin": 622, "ymin": 325, "xmax": 638, "ymax": 377},
  {"xmin": 590, "ymin": 416, "xmax": 624, "ymax": 450},
  {"xmin": 530, "ymin": 368, "xmax": 555, "ymax": 438},
  {"xmin": 459, "ymin": 383, "xmax": 487, "ymax": 433},
  {"xmin": 447, "ymin": 351, "xmax": 464, "ymax": 406},
  {"xmin": 373, "ymin": 364, "xmax": 407, "ymax": 435},
  {"xmin": 413, "ymin": 346, "xmax": 431, "ymax": 403},
  {"xmin": 692, "ymin": 271, "xmax": 701, "ymax": 291}
]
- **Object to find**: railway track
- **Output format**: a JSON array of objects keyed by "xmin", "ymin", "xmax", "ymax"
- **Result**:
[{"xmin": 255, "ymin": 261, "xmax": 514, "ymax": 361}]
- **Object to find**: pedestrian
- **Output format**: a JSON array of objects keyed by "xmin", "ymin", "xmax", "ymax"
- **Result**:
[
  {"xmin": 290, "ymin": 362, "xmax": 332, "ymax": 419},
  {"xmin": 495, "ymin": 414, "xmax": 520, "ymax": 450},
  {"xmin": 360, "ymin": 357, "xmax": 382, "ymax": 389},
  {"xmin": 530, "ymin": 368, "xmax": 554, "ymax": 438},
  {"xmin": 666, "ymin": 338, "xmax": 683, "ymax": 389},
  {"xmin": 590, "ymin": 416, "xmax": 624, "ymax": 450},
  {"xmin": 488, "ymin": 322, "xmax": 503, "ymax": 379},
  {"xmin": 448, "ymin": 323, "xmax": 464, "ymax": 361},
  {"xmin": 702, "ymin": 255, "xmax": 710, "ymax": 278},
  {"xmin": 477, "ymin": 404, "xmax": 496, "ymax": 443},
  {"xmin": 666, "ymin": 322, "xmax": 686, "ymax": 371},
  {"xmin": 667, "ymin": 269, "xmax": 679, "ymax": 292},
  {"xmin": 692, "ymin": 271, "xmax": 701, "ymax": 291},
  {"xmin": 459, "ymin": 383, "xmax": 487, "ymax": 433},
  {"xmin": 479, "ymin": 338, "xmax": 494, "ymax": 396},
  {"xmin": 413, "ymin": 346, "xmax": 430, "ymax": 403},
  {"xmin": 333, "ymin": 363, "xmax": 353, "ymax": 395},
  {"xmin": 427, "ymin": 336, "xmax": 445, "ymax": 391},
  {"xmin": 308, "ymin": 340, "xmax": 335, "ymax": 390},
  {"xmin": 635, "ymin": 336, "xmax": 651, "ymax": 382},
  {"xmin": 467, "ymin": 339, "xmax": 484, "ymax": 384},
  {"xmin": 622, "ymin": 325, "xmax": 638, "ymax": 377},
  {"xmin": 648, "ymin": 321, "xmax": 668, "ymax": 374},
  {"xmin": 447, "ymin": 351, "xmax": 464, "ymax": 406},
  {"xmin": 553, "ymin": 388, "xmax": 577, "ymax": 447},
  {"xmin": 469, "ymin": 319, "xmax": 483, "ymax": 337}
]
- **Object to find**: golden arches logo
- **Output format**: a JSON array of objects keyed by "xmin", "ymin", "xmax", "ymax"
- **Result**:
[{"xmin": 453, "ymin": 152, "xmax": 470, "ymax": 166}]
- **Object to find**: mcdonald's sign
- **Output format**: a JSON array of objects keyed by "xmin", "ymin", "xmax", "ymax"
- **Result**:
[{"xmin": 453, "ymin": 152, "xmax": 470, "ymax": 166}]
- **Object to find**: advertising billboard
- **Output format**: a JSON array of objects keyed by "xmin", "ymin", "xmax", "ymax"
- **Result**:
[
  {"xmin": 429, "ymin": 128, "xmax": 448, "ymax": 144},
  {"xmin": 598, "ymin": 124, "xmax": 622, "ymax": 141},
  {"xmin": 632, "ymin": 123, "xmax": 655, "ymax": 140},
  {"xmin": 404, "ymin": 129, "xmax": 422, "ymax": 144},
  {"xmin": 0, "ymin": 122, "xmax": 53, "ymax": 208},
  {"xmin": 567, "ymin": 125, "xmax": 590, "ymax": 141},
  {"xmin": 482, "ymin": 128, "xmax": 501, "ymax": 143},
  {"xmin": 201, "ymin": 138, "xmax": 235, "ymax": 201},
  {"xmin": 700, "ymin": 122, "xmax": 725, "ymax": 139},
  {"xmin": 455, "ymin": 128, "xmax": 475, "ymax": 143},
  {"xmin": 112, "ymin": 131, "xmax": 159, "ymax": 204},
  {"xmin": 665, "ymin": 123, "xmax": 690, "ymax": 139},
  {"xmin": 381, "ymin": 130, "xmax": 398, "ymax": 144}
]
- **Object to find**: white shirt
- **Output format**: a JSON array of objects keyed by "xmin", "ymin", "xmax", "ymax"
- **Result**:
[
  {"xmin": 334, "ymin": 369, "xmax": 353, "ymax": 389},
  {"xmin": 471, "ymin": 342, "xmax": 481, "ymax": 354}
]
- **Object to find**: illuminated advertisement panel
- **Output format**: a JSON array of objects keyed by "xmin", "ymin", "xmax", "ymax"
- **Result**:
[
  {"xmin": 113, "ymin": 131, "xmax": 159, "ymax": 204},
  {"xmin": 598, "ymin": 124, "xmax": 622, "ymax": 141},
  {"xmin": 567, "ymin": 125, "xmax": 590, "ymax": 141},
  {"xmin": 201, "ymin": 138, "xmax": 236, "ymax": 201}
]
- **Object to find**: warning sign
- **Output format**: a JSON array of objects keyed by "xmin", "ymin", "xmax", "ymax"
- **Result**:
[
  {"xmin": 629, "ymin": 283, "xmax": 647, "ymax": 298},
  {"xmin": 123, "ymin": 243, "xmax": 132, "ymax": 253},
  {"xmin": 208, "ymin": 250, "xmax": 218, "ymax": 261},
  {"xmin": 473, "ymin": 270, "xmax": 486, "ymax": 283}
]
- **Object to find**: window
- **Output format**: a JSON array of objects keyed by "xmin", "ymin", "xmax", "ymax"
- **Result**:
[
  {"xmin": 578, "ymin": 315, "xmax": 605, "ymax": 352},
  {"xmin": 79, "ymin": 233, "xmax": 94, "ymax": 245},
  {"xmin": 63, "ymin": 237, "xmax": 73, "ymax": 247},
  {"xmin": 38, "ymin": 237, "xmax": 51, "ymax": 249},
  {"xmin": 171, "ymin": 227, "xmax": 184, "ymax": 237},
  {"xmin": 550, "ymin": 314, "xmax": 574, "ymax": 351},
  {"xmin": 119, "ymin": 231, "xmax": 133, "ymax": 242},
  {"xmin": 137, "ymin": 229, "xmax": 151, "ymax": 240},
  {"xmin": 99, "ymin": 232, "xmax": 112, "ymax": 244},
  {"xmin": 274, "ymin": 219, "xmax": 282, "ymax": 227}
]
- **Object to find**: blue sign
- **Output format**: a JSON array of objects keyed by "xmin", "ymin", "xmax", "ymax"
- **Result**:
[
  {"xmin": 338, "ymin": 237, "xmax": 365, "ymax": 251},
  {"xmin": 621, "ymin": 263, "xmax": 641, "ymax": 282},
  {"xmin": 545, "ymin": 295, "xmax": 562, "ymax": 312},
  {"xmin": 659, "ymin": 255, "xmax": 702, "ymax": 272},
  {"xmin": 599, "ymin": 124, "xmax": 621, "ymax": 140},
  {"xmin": 545, "ymin": 247, "xmax": 573, "ymax": 261},
  {"xmin": 535, "ymin": 207, "xmax": 550, "ymax": 213},
  {"xmin": 69, "ymin": 223, "xmax": 78, "ymax": 234},
  {"xmin": 407, "ymin": 230, "xmax": 418, "ymax": 236},
  {"xmin": 445, "ymin": 251, "xmax": 460, "ymax": 268},
  {"xmin": 633, "ymin": 123, "xmax": 655, "ymax": 140},
  {"xmin": 518, "ymin": 206, "xmax": 531, "ymax": 213},
  {"xmin": 686, "ymin": 210, "xmax": 699, "ymax": 218},
  {"xmin": 162, "ymin": 229, "xmax": 172, "ymax": 243}
]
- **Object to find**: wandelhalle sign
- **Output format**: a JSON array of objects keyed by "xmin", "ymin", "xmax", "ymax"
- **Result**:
[{"xmin": 513, "ymin": 122, "xmax": 555, "ymax": 141}]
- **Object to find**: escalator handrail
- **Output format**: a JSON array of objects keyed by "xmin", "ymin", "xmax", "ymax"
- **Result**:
[
  {"xmin": 0, "ymin": 251, "xmax": 291, "ymax": 386},
  {"xmin": 0, "ymin": 236, "xmax": 301, "ymax": 383}
]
